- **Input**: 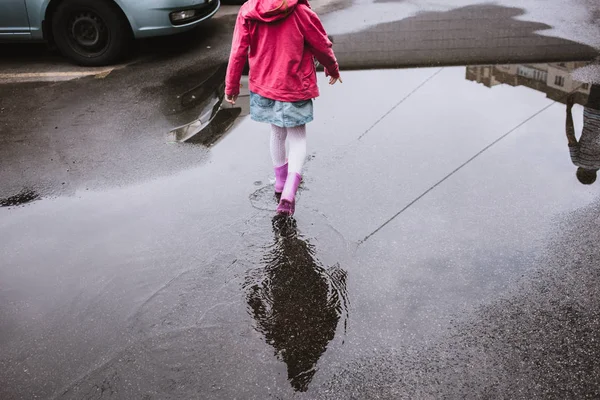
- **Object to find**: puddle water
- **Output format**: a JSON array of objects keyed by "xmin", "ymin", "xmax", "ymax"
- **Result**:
[
  {"xmin": 243, "ymin": 215, "xmax": 349, "ymax": 392},
  {"xmin": 1, "ymin": 60, "xmax": 600, "ymax": 399},
  {"xmin": 466, "ymin": 63, "xmax": 593, "ymax": 105},
  {"xmin": 466, "ymin": 62, "xmax": 600, "ymax": 184},
  {"xmin": 249, "ymin": 182, "xmax": 306, "ymax": 212},
  {"xmin": 164, "ymin": 64, "xmax": 243, "ymax": 146}
]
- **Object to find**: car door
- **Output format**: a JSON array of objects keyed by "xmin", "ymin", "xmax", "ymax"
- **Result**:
[{"xmin": 0, "ymin": 0, "xmax": 31, "ymax": 36}]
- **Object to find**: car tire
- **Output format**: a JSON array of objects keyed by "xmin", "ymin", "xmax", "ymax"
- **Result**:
[{"xmin": 51, "ymin": 0, "xmax": 132, "ymax": 66}]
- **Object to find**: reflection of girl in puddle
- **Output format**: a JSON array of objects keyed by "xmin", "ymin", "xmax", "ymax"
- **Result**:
[
  {"xmin": 566, "ymin": 84, "xmax": 600, "ymax": 184},
  {"xmin": 244, "ymin": 215, "xmax": 348, "ymax": 392}
]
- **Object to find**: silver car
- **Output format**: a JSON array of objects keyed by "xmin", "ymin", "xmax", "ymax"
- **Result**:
[{"xmin": 0, "ymin": 0, "xmax": 220, "ymax": 65}]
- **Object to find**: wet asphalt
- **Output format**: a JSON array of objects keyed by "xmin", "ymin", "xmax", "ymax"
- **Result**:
[{"xmin": 1, "ymin": 1, "xmax": 600, "ymax": 399}]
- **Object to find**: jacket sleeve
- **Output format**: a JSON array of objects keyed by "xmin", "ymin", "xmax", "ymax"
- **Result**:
[
  {"xmin": 299, "ymin": 8, "xmax": 340, "ymax": 78},
  {"xmin": 226, "ymin": 12, "xmax": 251, "ymax": 97}
]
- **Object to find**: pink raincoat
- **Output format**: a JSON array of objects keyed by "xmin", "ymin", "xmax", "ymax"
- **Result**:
[{"xmin": 225, "ymin": 0, "xmax": 340, "ymax": 102}]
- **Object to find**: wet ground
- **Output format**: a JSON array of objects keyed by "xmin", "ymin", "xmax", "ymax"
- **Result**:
[
  {"xmin": 2, "ymin": 1, "xmax": 600, "ymax": 399},
  {"xmin": 2, "ymin": 61, "xmax": 600, "ymax": 399}
]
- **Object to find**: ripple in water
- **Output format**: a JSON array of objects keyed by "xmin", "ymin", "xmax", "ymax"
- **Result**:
[
  {"xmin": 249, "ymin": 182, "xmax": 305, "ymax": 212},
  {"xmin": 243, "ymin": 215, "xmax": 349, "ymax": 392}
]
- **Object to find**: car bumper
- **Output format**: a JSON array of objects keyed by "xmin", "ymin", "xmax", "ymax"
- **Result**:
[{"xmin": 124, "ymin": 0, "xmax": 221, "ymax": 38}]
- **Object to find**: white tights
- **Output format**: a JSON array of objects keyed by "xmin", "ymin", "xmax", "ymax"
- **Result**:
[{"xmin": 270, "ymin": 124, "xmax": 307, "ymax": 175}]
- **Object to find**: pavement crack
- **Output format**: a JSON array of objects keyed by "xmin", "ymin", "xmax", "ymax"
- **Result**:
[{"xmin": 357, "ymin": 67, "xmax": 444, "ymax": 141}]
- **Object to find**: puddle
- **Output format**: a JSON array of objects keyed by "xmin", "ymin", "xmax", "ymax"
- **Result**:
[
  {"xmin": 466, "ymin": 62, "xmax": 593, "ymax": 105},
  {"xmin": 243, "ymin": 215, "xmax": 349, "ymax": 392},
  {"xmin": 249, "ymin": 182, "xmax": 306, "ymax": 212},
  {"xmin": 165, "ymin": 64, "xmax": 246, "ymax": 146},
  {"xmin": 466, "ymin": 62, "xmax": 600, "ymax": 185},
  {"xmin": 2, "ymin": 60, "xmax": 600, "ymax": 400}
]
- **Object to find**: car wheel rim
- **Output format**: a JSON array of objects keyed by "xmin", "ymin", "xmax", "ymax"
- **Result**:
[{"xmin": 67, "ymin": 10, "xmax": 109, "ymax": 57}]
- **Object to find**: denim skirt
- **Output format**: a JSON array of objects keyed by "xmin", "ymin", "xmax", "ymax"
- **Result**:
[{"xmin": 249, "ymin": 92, "xmax": 314, "ymax": 128}]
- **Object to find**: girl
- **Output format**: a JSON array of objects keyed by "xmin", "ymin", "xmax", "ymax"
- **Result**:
[{"xmin": 225, "ymin": 0, "xmax": 342, "ymax": 216}]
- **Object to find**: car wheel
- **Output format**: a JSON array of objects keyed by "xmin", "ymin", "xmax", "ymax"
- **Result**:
[{"xmin": 51, "ymin": 0, "xmax": 132, "ymax": 66}]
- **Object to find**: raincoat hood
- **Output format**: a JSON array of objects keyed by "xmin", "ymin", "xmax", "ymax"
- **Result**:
[
  {"xmin": 243, "ymin": 0, "xmax": 308, "ymax": 23},
  {"xmin": 226, "ymin": 0, "xmax": 339, "ymax": 101}
]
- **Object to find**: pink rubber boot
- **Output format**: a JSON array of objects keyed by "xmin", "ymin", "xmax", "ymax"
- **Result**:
[
  {"xmin": 277, "ymin": 173, "xmax": 301, "ymax": 216},
  {"xmin": 274, "ymin": 163, "xmax": 288, "ymax": 194}
]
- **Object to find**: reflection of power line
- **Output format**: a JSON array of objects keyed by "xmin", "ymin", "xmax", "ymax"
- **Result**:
[
  {"xmin": 360, "ymin": 80, "xmax": 589, "ymax": 244},
  {"xmin": 360, "ymin": 101, "xmax": 556, "ymax": 245},
  {"xmin": 358, "ymin": 68, "xmax": 444, "ymax": 141}
]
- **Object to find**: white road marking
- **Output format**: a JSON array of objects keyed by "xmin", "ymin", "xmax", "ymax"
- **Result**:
[
  {"xmin": 0, "ymin": 70, "xmax": 110, "ymax": 78},
  {"xmin": 0, "ymin": 62, "xmax": 134, "ymax": 84},
  {"xmin": 0, "ymin": 70, "xmax": 113, "ymax": 83}
]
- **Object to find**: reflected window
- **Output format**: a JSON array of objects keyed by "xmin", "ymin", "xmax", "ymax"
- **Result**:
[
  {"xmin": 555, "ymin": 75, "xmax": 565, "ymax": 87},
  {"xmin": 517, "ymin": 66, "xmax": 547, "ymax": 82}
]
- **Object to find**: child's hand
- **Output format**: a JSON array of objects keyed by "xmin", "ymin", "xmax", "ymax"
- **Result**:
[
  {"xmin": 225, "ymin": 94, "xmax": 238, "ymax": 105},
  {"xmin": 329, "ymin": 76, "xmax": 343, "ymax": 85}
]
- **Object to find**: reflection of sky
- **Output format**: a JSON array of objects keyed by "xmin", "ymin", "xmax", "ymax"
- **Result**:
[
  {"xmin": 308, "ymin": 67, "xmax": 600, "ymax": 240},
  {"xmin": 3, "ymin": 66, "xmax": 600, "ymax": 397},
  {"xmin": 304, "ymin": 67, "xmax": 600, "ymax": 360},
  {"xmin": 322, "ymin": 0, "xmax": 600, "ymax": 48}
]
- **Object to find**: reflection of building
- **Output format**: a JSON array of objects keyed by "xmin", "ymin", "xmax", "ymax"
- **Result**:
[{"xmin": 466, "ymin": 62, "xmax": 591, "ymax": 105}]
